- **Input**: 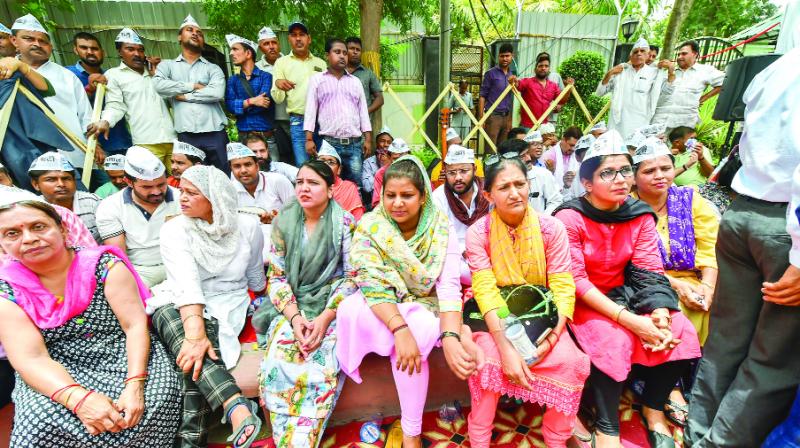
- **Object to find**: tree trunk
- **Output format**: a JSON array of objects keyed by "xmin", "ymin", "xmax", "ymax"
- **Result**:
[
  {"xmin": 662, "ymin": 0, "xmax": 696, "ymax": 60},
  {"xmin": 360, "ymin": 0, "xmax": 383, "ymax": 132}
]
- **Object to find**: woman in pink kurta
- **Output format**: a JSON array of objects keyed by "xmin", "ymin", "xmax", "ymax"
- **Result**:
[
  {"xmin": 553, "ymin": 131, "xmax": 700, "ymax": 448},
  {"xmin": 464, "ymin": 157, "xmax": 590, "ymax": 448}
]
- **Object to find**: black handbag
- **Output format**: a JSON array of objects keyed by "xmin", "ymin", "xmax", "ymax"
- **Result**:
[{"xmin": 463, "ymin": 284, "xmax": 559, "ymax": 345}]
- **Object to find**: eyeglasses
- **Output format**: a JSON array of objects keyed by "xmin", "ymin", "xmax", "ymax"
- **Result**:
[
  {"xmin": 444, "ymin": 168, "xmax": 472, "ymax": 177},
  {"xmin": 598, "ymin": 166, "xmax": 634, "ymax": 181},
  {"xmin": 320, "ymin": 158, "xmax": 339, "ymax": 167},
  {"xmin": 484, "ymin": 152, "xmax": 519, "ymax": 166}
]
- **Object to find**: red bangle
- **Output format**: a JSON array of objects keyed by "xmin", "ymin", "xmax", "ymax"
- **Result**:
[
  {"xmin": 50, "ymin": 383, "xmax": 79, "ymax": 401},
  {"xmin": 72, "ymin": 390, "xmax": 94, "ymax": 414},
  {"xmin": 124, "ymin": 373, "xmax": 149, "ymax": 383},
  {"xmin": 391, "ymin": 324, "xmax": 409, "ymax": 334}
]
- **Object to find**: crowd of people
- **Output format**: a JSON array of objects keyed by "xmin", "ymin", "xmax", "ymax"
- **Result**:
[{"xmin": 0, "ymin": 10, "xmax": 799, "ymax": 448}]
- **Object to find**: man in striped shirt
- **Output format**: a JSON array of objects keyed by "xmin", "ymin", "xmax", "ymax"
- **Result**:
[{"xmin": 304, "ymin": 38, "xmax": 372, "ymax": 190}]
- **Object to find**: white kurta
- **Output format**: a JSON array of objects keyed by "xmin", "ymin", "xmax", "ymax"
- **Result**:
[
  {"xmin": 651, "ymin": 63, "xmax": 725, "ymax": 129},
  {"xmin": 596, "ymin": 64, "xmax": 666, "ymax": 139},
  {"xmin": 233, "ymin": 171, "xmax": 296, "ymax": 261},
  {"xmin": 527, "ymin": 166, "xmax": 563, "ymax": 214},
  {"xmin": 544, "ymin": 147, "xmax": 584, "ymax": 200},
  {"xmin": 149, "ymin": 214, "xmax": 267, "ymax": 368}
]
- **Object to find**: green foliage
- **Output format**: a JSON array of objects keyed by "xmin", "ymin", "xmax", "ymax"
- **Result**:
[
  {"xmin": 558, "ymin": 95, "xmax": 609, "ymax": 133},
  {"xmin": 411, "ymin": 146, "xmax": 439, "ymax": 169},
  {"xmin": 678, "ymin": 0, "xmax": 777, "ymax": 40},
  {"xmin": 694, "ymin": 96, "xmax": 727, "ymax": 163},
  {"xmin": 17, "ymin": 0, "xmax": 74, "ymax": 31},
  {"xmin": 558, "ymin": 51, "xmax": 606, "ymax": 99},
  {"xmin": 380, "ymin": 37, "xmax": 399, "ymax": 80}
]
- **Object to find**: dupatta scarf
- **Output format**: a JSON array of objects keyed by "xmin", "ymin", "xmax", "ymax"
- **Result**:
[
  {"xmin": 489, "ymin": 205, "xmax": 547, "ymax": 287},
  {"xmin": 657, "ymin": 186, "xmax": 697, "ymax": 271},
  {"xmin": 352, "ymin": 155, "xmax": 450, "ymax": 306}
]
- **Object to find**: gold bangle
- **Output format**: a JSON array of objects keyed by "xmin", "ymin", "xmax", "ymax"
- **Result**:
[
  {"xmin": 386, "ymin": 313, "xmax": 403, "ymax": 329},
  {"xmin": 63, "ymin": 387, "xmax": 80, "ymax": 408},
  {"xmin": 181, "ymin": 313, "xmax": 204, "ymax": 324},
  {"xmin": 614, "ymin": 306, "xmax": 626, "ymax": 323},
  {"xmin": 701, "ymin": 281, "xmax": 714, "ymax": 289}
]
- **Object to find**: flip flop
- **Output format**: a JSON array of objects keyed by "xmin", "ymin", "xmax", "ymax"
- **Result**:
[
  {"xmin": 222, "ymin": 397, "xmax": 262, "ymax": 448},
  {"xmin": 385, "ymin": 420, "xmax": 404, "ymax": 448},
  {"xmin": 664, "ymin": 399, "xmax": 689, "ymax": 428}
]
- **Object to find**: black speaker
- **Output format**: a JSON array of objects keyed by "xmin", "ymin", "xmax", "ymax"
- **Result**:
[
  {"xmin": 713, "ymin": 54, "xmax": 781, "ymax": 122},
  {"xmin": 613, "ymin": 43, "xmax": 634, "ymax": 66}
]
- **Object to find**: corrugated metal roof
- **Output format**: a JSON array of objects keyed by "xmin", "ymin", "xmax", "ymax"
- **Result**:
[{"xmin": 516, "ymin": 11, "xmax": 618, "ymax": 76}]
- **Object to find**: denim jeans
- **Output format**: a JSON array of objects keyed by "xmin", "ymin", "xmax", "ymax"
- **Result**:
[
  {"xmin": 289, "ymin": 115, "xmax": 315, "ymax": 166},
  {"xmin": 325, "ymin": 137, "xmax": 363, "ymax": 190}
]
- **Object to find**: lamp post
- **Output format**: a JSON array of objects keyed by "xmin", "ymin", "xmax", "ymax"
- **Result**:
[{"xmin": 621, "ymin": 16, "xmax": 640, "ymax": 42}]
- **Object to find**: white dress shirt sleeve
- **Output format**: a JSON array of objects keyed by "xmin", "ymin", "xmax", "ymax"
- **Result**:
[
  {"xmin": 275, "ymin": 175, "xmax": 296, "ymax": 206},
  {"xmin": 160, "ymin": 218, "xmax": 206, "ymax": 307},
  {"xmin": 540, "ymin": 169, "xmax": 564, "ymax": 215},
  {"xmin": 242, "ymin": 216, "xmax": 268, "ymax": 291},
  {"xmin": 184, "ymin": 64, "xmax": 226, "ymax": 103},
  {"xmin": 73, "ymin": 75, "xmax": 93, "ymax": 132},
  {"xmin": 789, "ymin": 156, "xmax": 800, "ymax": 268},
  {"xmin": 101, "ymin": 71, "xmax": 127, "ymax": 127},
  {"xmin": 153, "ymin": 61, "xmax": 195, "ymax": 98}
]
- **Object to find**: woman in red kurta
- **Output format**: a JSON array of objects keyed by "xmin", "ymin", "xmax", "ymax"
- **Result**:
[
  {"xmin": 317, "ymin": 142, "xmax": 365, "ymax": 221},
  {"xmin": 553, "ymin": 131, "xmax": 701, "ymax": 448}
]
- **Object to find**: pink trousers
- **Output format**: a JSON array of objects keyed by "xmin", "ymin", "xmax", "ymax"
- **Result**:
[{"xmin": 390, "ymin": 353, "xmax": 430, "ymax": 436}]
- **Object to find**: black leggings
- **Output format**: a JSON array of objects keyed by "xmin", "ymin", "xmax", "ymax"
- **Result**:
[
  {"xmin": 590, "ymin": 360, "xmax": 691, "ymax": 436},
  {"xmin": 0, "ymin": 359, "xmax": 14, "ymax": 409}
]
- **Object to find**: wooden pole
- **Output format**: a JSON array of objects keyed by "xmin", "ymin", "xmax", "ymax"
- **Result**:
[{"xmin": 82, "ymin": 83, "xmax": 105, "ymax": 187}]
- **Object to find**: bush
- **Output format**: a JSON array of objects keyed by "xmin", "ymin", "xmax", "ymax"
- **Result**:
[
  {"xmin": 380, "ymin": 37, "xmax": 399, "ymax": 81},
  {"xmin": 558, "ymin": 94, "xmax": 609, "ymax": 133},
  {"xmin": 558, "ymin": 51, "xmax": 607, "ymax": 100}
]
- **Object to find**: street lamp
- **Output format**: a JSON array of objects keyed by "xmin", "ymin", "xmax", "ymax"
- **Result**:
[{"xmin": 621, "ymin": 16, "xmax": 639, "ymax": 42}]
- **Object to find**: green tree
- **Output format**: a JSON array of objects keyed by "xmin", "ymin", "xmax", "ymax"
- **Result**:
[
  {"xmin": 16, "ymin": 0, "xmax": 74, "ymax": 30},
  {"xmin": 679, "ymin": 0, "xmax": 777, "ymax": 40}
]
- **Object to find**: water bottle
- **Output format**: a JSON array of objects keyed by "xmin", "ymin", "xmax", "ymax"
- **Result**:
[
  {"xmin": 438, "ymin": 400, "xmax": 463, "ymax": 422},
  {"xmin": 359, "ymin": 414, "xmax": 383, "ymax": 443},
  {"xmin": 685, "ymin": 138, "xmax": 697, "ymax": 150},
  {"xmin": 503, "ymin": 316, "xmax": 538, "ymax": 366}
]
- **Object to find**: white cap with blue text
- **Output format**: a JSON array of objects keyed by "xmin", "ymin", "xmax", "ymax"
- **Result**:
[
  {"xmin": 258, "ymin": 27, "xmax": 277, "ymax": 42},
  {"xmin": 180, "ymin": 14, "xmax": 201, "ymax": 30},
  {"xmin": 575, "ymin": 134, "xmax": 596, "ymax": 152},
  {"xmin": 317, "ymin": 140, "xmax": 341, "ymax": 163},
  {"xmin": 591, "ymin": 121, "xmax": 607, "ymax": 133},
  {"xmin": 0, "ymin": 23, "xmax": 11, "ymax": 35},
  {"xmin": 125, "ymin": 146, "xmax": 165, "ymax": 180},
  {"xmin": 103, "ymin": 154, "xmax": 126, "ymax": 171},
  {"xmin": 226, "ymin": 142, "xmax": 256, "ymax": 161},
  {"xmin": 115, "ymin": 28, "xmax": 143, "ymax": 45},
  {"xmin": 582, "ymin": 130, "xmax": 628, "ymax": 162},
  {"xmin": 632, "ymin": 137, "xmax": 672, "ymax": 164},
  {"xmin": 12, "ymin": 14, "xmax": 48, "ymax": 36},
  {"xmin": 444, "ymin": 145, "xmax": 475, "ymax": 165},
  {"xmin": 388, "ymin": 138, "xmax": 411, "ymax": 154},
  {"xmin": 173, "ymin": 141, "xmax": 206, "ymax": 161},
  {"xmin": 539, "ymin": 122, "xmax": 556, "ymax": 135},
  {"xmin": 524, "ymin": 130, "xmax": 543, "ymax": 143},
  {"xmin": 28, "ymin": 152, "xmax": 74, "ymax": 172},
  {"xmin": 225, "ymin": 33, "xmax": 257, "ymax": 50},
  {"xmin": 445, "ymin": 127, "xmax": 460, "ymax": 142}
]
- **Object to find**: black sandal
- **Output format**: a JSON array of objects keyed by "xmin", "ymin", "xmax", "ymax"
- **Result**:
[
  {"xmin": 639, "ymin": 414, "xmax": 676, "ymax": 448},
  {"xmin": 664, "ymin": 399, "xmax": 688, "ymax": 428},
  {"xmin": 222, "ymin": 397, "xmax": 262, "ymax": 448}
]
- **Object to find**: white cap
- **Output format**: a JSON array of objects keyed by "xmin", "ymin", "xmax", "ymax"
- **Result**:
[
  {"xmin": 28, "ymin": 152, "xmax": 74, "ymax": 173},
  {"xmin": 445, "ymin": 127, "xmax": 460, "ymax": 142},
  {"xmin": 225, "ymin": 33, "xmax": 257, "ymax": 51},
  {"xmin": 633, "ymin": 37, "xmax": 649, "ymax": 51},
  {"xmin": 173, "ymin": 141, "xmax": 206, "ymax": 161},
  {"xmin": 590, "ymin": 121, "xmax": 607, "ymax": 132},
  {"xmin": 539, "ymin": 122, "xmax": 556, "ymax": 134},
  {"xmin": 258, "ymin": 26, "xmax": 277, "ymax": 42},
  {"xmin": 625, "ymin": 130, "xmax": 647, "ymax": 149},
  {"xmin": 388, "ymin": 138, "xmax": 411, "ymax": 154},
  {"xmin": 583, "ymin": 130, "xmax": 628, "ymax": 162},
  {"xmin": 638, "ymin": 123, "xmax": 666, "ymax": 138},
  {"xmin": 0, "ymin": 185, "xmax": 41, "ymax": 207},
  {"xmin": 103, "ymin": 154, "xmax": 126, "ymax": 171},
  {"xmin": 377, "ymin": 125, "xmax": 392, "ymax": 137},
  {"xmin": 575, "ymin": 134, "xmax": 596, "ymax": 152},
  {"xmin": 115, "ymin": 28, "xmax": 142, "ymax": 45},
  {"xmin": 524, "ymin": 131, "xmax": 543, "ymax": 143},
  {"xmin": 180, "ymin": 14, "xmax": 201, "ymax": 30},
  {"xmin": 12, "ymin": 14, "xmax": 48, "ymax": 36},
  {"xmin": 632, "ymin": 137, "xmax": 672, "ymax": 164},
  {"xmin": 124, "ymin": 146, "xmax": 165, "ymax": 180},
  {"xmin": 444, "ymin": 145, "xmax": 475, "ymax": 165},
  {"xmin": 317, "ymin": 140, "xmax": 341, "ymax": 163},
  {"xmin": 0, "ymin": 23, "xmax": 11, "ymax": 35},
  {"xmin": 226, "ymin": 142, "xmax": 256, "ymax": 161}
]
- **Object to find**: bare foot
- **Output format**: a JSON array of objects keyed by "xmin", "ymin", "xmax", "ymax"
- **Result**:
[
  {"xmin": 402, "ymin": 435, "xmax": 422, "ymax": 448},
  {"xmin": 668, "ymin": 388, "xmax": 687, "ymax": 407},
  {"xmin": 641, "ymin": 406, "xmax": 673, "ymax": 437}
]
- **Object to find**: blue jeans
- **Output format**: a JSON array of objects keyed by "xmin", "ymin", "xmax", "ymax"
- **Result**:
[
  {"xmin": 289, "ymin": 115, "xmax": 320, "ymax": 166},
  {"xmin": 325, "ymin": 137, "xmax": 363, "ymax": 190}
]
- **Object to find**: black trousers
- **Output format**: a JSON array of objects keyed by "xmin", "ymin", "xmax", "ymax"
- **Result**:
[
  {"xmin": 178, "ymin": 130, "xmax": 230, "ymax": 176},
  {"xmin": 0, "ymin": 359, "xmax": 14, "ymax": 409}
]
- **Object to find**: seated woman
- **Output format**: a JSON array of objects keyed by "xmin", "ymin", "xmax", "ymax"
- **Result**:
[
  {"xmin": 316, "ymin": 141, "xmax": 366, "ymax": 221},
  {"xmin": 632, "ymin": 138, "xmax": 720, "ymax": 427},
  {"xmin": 464, "ymin": 155, "xmax": 590, "ymax": 448},
  {"xmin": 0, "ymin": 200, "xmax": 181, "ymax": 447},
  {"xmin": 256, "ymin": 160, "xmax": 358, "ymax": 447},
  {"xmin": 149, "ymin": 165, "xmax": 267, "ymax": 448},
  {"xmin": 553, "ymin": 131, "xmax": 701, "ymax": 448},
  {"xmin": 337, "ymin": 156, "xmax": 477, "ymax": 448}
]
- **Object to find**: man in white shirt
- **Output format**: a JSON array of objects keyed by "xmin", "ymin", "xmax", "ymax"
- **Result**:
[
  {"xmin": 596, "ymin": 37, "xmax": 667, "ymax": 139},
  {"xmin": 242, "ymin": 134, "xmax": 298, "ymax": 183},
  {"xmin": 431, "ymin": 145, "xmax": 490, "ymax": 285},
  {"xmin": 96, "ymin": 146, "xmax": 179, "ymax": 287},
  {"xmin": 27, "ymin": 152, "xmax": 101, "ymax": 243},
  {"xmin": 88, "ymin": 28, "xmax": 176, "ymax": 170},
  {"xmin": 542, "ymin": 126, "xmax": 584, "ymax": 200},
  {"xmin": 11, "ymin": 14, "xmax": 105, "ymax": 189},
  {"xmin": 687, "ymin": 48, "xmax": 800, "ymax": 448},
  {"xmin": 651, "ymin": 40, "xmax": 725, "ymax": 131},
  {"xmin": 228, "ymin": 142, "xmax": 295, "ymax": 260}
]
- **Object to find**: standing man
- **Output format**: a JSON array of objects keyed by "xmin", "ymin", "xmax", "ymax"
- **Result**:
[
  {"xmin": 595, "ymin": 37, "xmax": 667, "ymax": 139},
  {"xmin": 154, "ymin": 15, "xmax": 228, "ymax": 173},
  {"xmin": 431, "ymin": 145, "xmax": 491, "ymax": 285},
  {"xmin": 517, "ymin": 53, "xmax": 572, "ymax": 128},
  {"xmin": 28, "ymin": 152, "xmax": 101, "ymax": 243},
  {"xmin": 67, "ymin": 32, "xmax": 132, "ymax": 156},
  {"xmin": 87, "ymin": 28, "xmax": 177, "ymax": 170},
  {"xmin": 256, "ymin": 26, "xmax": 292, "ymax": 163},
  {"xmin": 96, "ymin": 146, "xmax": 179, "ymax": 287},
  {"xmin": 345, "ymin": 37, "xmax": 384, "ymax": 121},
  {"xmin": 479, "ymin": 43, "xmax": 515, "ymax": 146},
  {"xmin": 168, "ymin": 140, "xmax": 205, "ymax": 188},
  {"xmin": 687, "ymin": 48, "xmax": 800, "ymax": 448},
  {"xmin": 0, "ymin": 23, "xmax": 15, "ymax": 57},
  {"xmin": 447, "ymin": 80, "xmax": 474, "ymax": 142},
  {"xmin": 11, "ymin": 14, "xmax": 105, "ymax": 188},
  {"xmin": 304, "ymin": 38, "xmax": 372, "ymax": 190},
  {"xmin": 651, "ymin": 40, "xmax": 725, "ymax": 130},
  {"xmin": 270, "ymin": 22, "xmax": 327, "ymax": 166},
  {"xmin": 224, "ymin": 34, "xmax": 275, "ymax": 150}
]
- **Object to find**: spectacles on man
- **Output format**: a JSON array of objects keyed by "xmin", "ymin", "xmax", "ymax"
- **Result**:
[
  {"xmin": 484, "ymin": 152, "xmax": 519, "ymax": 166},
  {"xmin": 598, "ymin": 166, "xmax": 634, "ymax": 182},
  {"xmin": 444, "ymin": 168, "xmax": 472, "ymax": 177},
  {"xmin": 320, "ymin": 158, "xmax": 339, "ymax": 167}
]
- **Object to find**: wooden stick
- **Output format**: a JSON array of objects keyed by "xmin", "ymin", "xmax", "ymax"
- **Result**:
[
  {"xmin": 18, "ymin": 85, "xmax": 88, "ymax": 153},
  {"xmin": 82, "ymin": 84, "xmax": 105, "ymax": 186}
]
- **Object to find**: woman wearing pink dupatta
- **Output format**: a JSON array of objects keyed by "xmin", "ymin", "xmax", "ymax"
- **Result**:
[{"xmin": 0, "ymin": 200, "xmax": 180, "ymax": 447}]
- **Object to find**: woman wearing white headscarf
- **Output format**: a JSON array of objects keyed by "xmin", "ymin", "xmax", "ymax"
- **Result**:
[{"xmin": 149, "ymin": 165, "xmax": 267, "ymax": 448}]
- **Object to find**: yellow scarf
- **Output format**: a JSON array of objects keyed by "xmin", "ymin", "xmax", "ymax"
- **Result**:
[{"xmin": 489, "ymin": 206, "xmax": 547, "ymax": 287}]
